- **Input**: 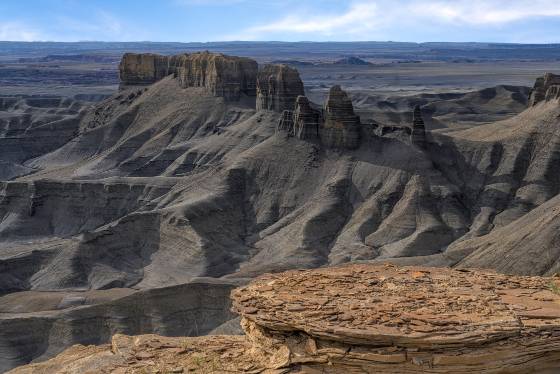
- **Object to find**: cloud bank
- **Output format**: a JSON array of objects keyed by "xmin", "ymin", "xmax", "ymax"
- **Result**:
[{"xmin": 230, "ymin": 0, "xmax": 560, "ymax": 41}]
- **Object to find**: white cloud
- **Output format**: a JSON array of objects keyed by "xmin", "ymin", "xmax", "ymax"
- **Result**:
[
  {"xmin": 253, "ymin": 3, "xmax": 377, "ymax": 34},
  {"xmin": 230, "ymin": 0, "xmax": 560, "ymax": 41},
  {"xmin": 410, "ymin": 0, "xmax": 560, "ymax": 25},
  {"xmin": 0, "ymin": 22, "xmax": 40, "ymax": 41},
  {"xmin": 230, "ymin": 2, "xmax": 379, "ymax": 40}
]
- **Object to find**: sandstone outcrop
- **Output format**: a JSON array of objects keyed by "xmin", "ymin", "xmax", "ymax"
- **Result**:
[
  {"xmin": 12, "ymin": 264, "xmax": 560, "ymax": 373},
  {"xmin": 233, "ymin": 264, "xmax": 560, "ymax": 373},
  {"xmin": 256, "ymin": 64, "xmax": 305, "ymax": 112},
  {"xmin": 529, "ymin": 72, "xmax": 560, "ymax": 106},
  {"xmin": 119, "ymin": 52, "xmax": 258, "ymax": 100},
  {"xmin": 410, "ymin": 104, "xmax": 426, "ymax": 147},
  {"xmin": 293, "ymin": 96, "xmax": 321, "ymax": 140},
  {"xmin": 118, "ymin": 53, "xmax": 176, "ymax": 86},
  {"xmin": 320, "ymin": 85, "xmax": 361, "ymax": 149},
  {"xmin": 276, "ymin": 95, "xmax": 321, "ymax": 140}
]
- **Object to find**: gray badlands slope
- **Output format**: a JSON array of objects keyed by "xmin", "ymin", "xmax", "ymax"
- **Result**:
[{"xmin": 1, "ymin": 51, "xmax": 560, "ymax": 371}]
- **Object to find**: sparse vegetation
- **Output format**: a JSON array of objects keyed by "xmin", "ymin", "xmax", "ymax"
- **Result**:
[{"xmin": 549, "ymin": 281, "xmax": 560, "ymax": 295}]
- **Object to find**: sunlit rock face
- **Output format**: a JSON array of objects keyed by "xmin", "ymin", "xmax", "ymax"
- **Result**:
[
  {"xmin": 276, "ymin": 95, "xmax": 321, "ymax": 140},
  {"xmin": 119, "ymin": 51, "xmax": 258, "ymax": 100},
  {"xmin": 12, "ymin": 264, "xmax": 560, "ymax": 374},
  {"xmin": 320, "ymin": 85, "xmax": 361, "ymax": 149},
  {"xmin": 529, "ymin": 73, "xmax": 560, "ymax": 106}
]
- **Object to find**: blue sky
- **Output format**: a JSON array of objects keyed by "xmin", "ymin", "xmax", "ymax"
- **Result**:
[{"xmin": 1, "ymin": 0, "xmax": 560, "ymax": 43}]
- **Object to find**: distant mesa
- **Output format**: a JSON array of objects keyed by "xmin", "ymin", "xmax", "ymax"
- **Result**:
[
  {"xmin": 529, "ymin": 73, "xmax": 560, "ymax": 106},
  {"xmin": 271, "ymin": 59, "xmax": 314, "ymax": 66},
  {"xmin": 119, "ymin": 51, "xmax": 258, "ymax": 100},
  {"xmin": 334, "ymin": 56, "xmax": 371, "ymax": 65},
  {"xmin": 118, "ymin": 52, "xmax": 428, "ymax": 152}
]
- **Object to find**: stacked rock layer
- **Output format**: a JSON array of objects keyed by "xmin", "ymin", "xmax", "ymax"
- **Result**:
[
  {"xmin": 277, "ymin": 95, "xmax": 321, "ymax": 140},
  {"xmin": 529, "ymin": 72, "xmax": 560, "ymax": 106},
  {"xmin": 320, "ymin": 85, "xmax": 361, "ymax": 149},
  {"xmin": 233, "ymin": 264, "xmax": 560, "ymax": 373},
  {"xmin": 119, "ymin": 51, "xmax": 258, "ymax": 100},
  {"xmin": 12, "ymin": 264, "xmax": 560, "ymax": 373}
]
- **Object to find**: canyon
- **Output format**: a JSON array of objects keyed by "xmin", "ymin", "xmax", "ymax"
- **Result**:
[{"xmin": 1, "ymin": 50, "xmax": 560, "ymax": 372}]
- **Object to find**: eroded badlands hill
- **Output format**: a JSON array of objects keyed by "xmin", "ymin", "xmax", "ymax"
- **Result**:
[
  {"xmin": 1, "ymin": 51, "xmax": 560, "ymax": 371},
  {"xmin": 10, "ymin": 264, "xmax": 560, "ymax": 373}
]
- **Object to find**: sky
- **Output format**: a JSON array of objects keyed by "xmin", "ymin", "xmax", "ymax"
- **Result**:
[{"xmin": 1, "ymin": 0, "xmax": 560, "ymax": 43}]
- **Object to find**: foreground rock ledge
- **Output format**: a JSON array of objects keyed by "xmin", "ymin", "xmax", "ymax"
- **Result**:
[{"xmin": 11, "ymin": 265, "xmax": 560, "ymax": 373}]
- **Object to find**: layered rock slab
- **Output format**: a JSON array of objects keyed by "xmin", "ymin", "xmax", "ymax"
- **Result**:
[
  {"xmin": 14, "ymin": 264, "xmax": 560, "ymax": 373},
  {"xmin": 8, "ymin": 334, "xmax": 273, "ymax": 374},
  {"xmin": 233, "ymin": 264, "xmax": 560, "ymax": 373}
]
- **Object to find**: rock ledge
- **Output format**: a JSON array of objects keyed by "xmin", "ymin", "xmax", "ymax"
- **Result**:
[{"xmin": 11, "ymin": 264, "xmax": 560, "ymax": 373}]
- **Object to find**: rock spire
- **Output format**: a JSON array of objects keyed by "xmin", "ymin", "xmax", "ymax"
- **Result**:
[
  {"xmin": 321, "ymin": 85, "xmax": 361, "ymax": 149},
  {"xmin": 276, "ymin": 95, "xmax": 321, "ymax": 140}
]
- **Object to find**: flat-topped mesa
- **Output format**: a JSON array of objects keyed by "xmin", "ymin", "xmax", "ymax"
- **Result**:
[
  {"xmin": 119, "ymin": 52, "xmax": 258, "ymax": 100},
  {"xmin": 529, "ymin": 73, "xmax": 560, "ymax": 106},
  {"xmin": 256, "ymin": 64, "xmax": 305, "ymax": 112},
  {"xmin": 277, "ymin": 95, "xmax": 321, "ymax": 140},
  {"xmin": 410, "ymin": 104, "xmax": 426, "ymax": 147},
  {"xmin": 321, "ymin": 85, "xmax": 361, "ymax": 149}
]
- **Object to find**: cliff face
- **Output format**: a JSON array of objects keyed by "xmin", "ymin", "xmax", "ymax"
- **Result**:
[
  {"xmin": 529, "ymin": 73, "xmax": 560, "ymax": 106},
  {"xmin": 119, "ymin": 52, "xmax": 258, "ymax": 100},
  {"xmin": 256, "ymin": 64, "xmax": 305, "ymax": 112},
  {"xmin": 320, "ymin": 85, "xmax": 361, "ymax": 149},
  {"xmin": 276, "ymin": 95, "xmax": 321, "ymax": 140},
  {"xmin": 118, "ymin": 53, "xmax": 177, "ymax": 86},
  {"xmin": 11, "ymin": 264, "xmax": 560, "ymax": 373}
]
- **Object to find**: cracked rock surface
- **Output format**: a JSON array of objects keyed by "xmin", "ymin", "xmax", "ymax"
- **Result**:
[{"xmin": 11, "ymin": 264, "xmax": 560, "ymax": 373}]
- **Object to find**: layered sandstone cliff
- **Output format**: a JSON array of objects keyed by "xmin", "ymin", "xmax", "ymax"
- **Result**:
[
  {"xmin": 276, "ymin": 95, "xmax": 321, "ymax": 140},
  {"xmin": 320, "ymin": 85, "xmax": 361, "ymax": 149},
  {"xmin": 119, "ymin": 52, "xmax": 258, "ymax": 100},
  {"xmin": 12, "ymin": 264, "xmax": 560, "ymax": 373},
  {"xmin": 256, "ymin": 64, "xmax": 305, "ymax": 112},
  {"xmin": 529, "ymin": 73, "xmax": 560, "ymax": 106}
]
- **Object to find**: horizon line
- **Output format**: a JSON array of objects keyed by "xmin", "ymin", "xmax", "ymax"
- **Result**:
[{"xmin": 1, "ymin": 40, "xmax": 560, "ymax": 46}]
